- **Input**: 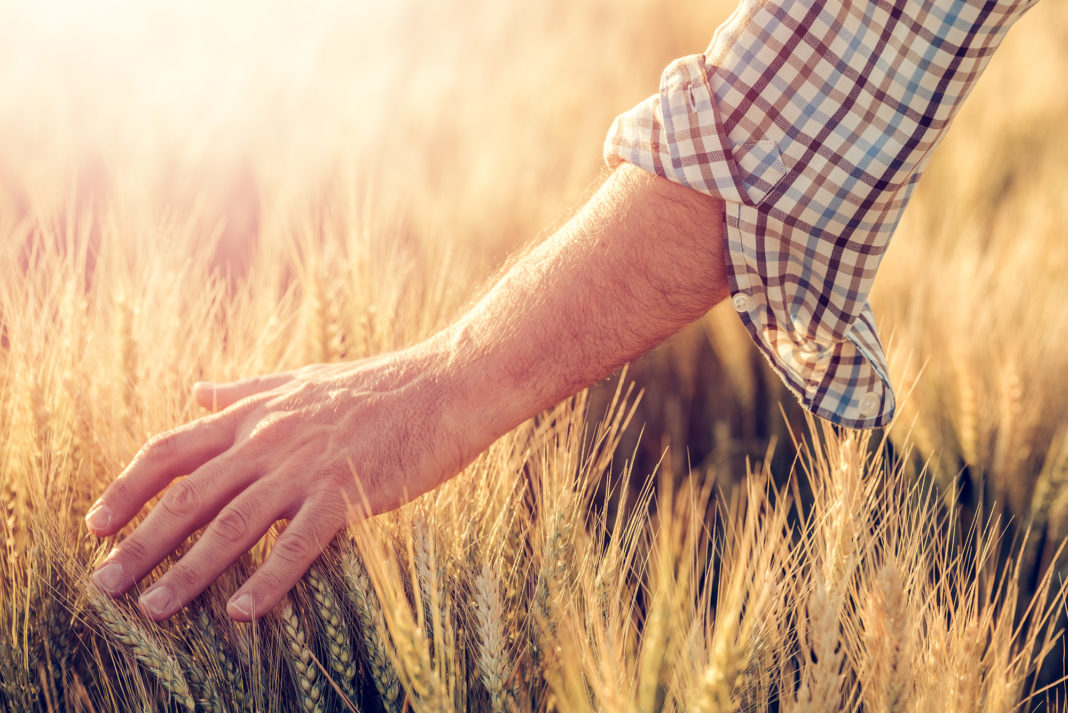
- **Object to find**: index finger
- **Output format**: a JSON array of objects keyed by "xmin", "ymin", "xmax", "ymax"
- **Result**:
[{"xmin": 85, "ymin": 412, "xmax": 235, "ymax": 537}]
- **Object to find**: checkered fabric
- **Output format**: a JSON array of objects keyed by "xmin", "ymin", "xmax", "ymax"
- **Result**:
[{"xmin": 605, "ymin": 0, "xmax": 1037, "ymax": 428}]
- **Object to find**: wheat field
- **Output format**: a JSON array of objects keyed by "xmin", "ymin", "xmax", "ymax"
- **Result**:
[{"xmin": 1, "ymin": 0, "xmax": 1067, "ymax": 711}]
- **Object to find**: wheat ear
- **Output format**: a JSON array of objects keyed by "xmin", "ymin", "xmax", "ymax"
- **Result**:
[
  {"xmin": 693, "ymin": 616, "xmax": 743, "ymax": 713},
  {"xmin": 340, "ymin": 548, "xmax": 403, "ymax": 712},
  {"xmin": 197, "ymin": 606, "xmax": 249, "ymax": 712},
  {"xmin": 0, "ymin": 627, "xmax": 35, "ymax": 711},
  {"xmin": 305, "ymin": 562, "xmax": 358, "ymax": 704},
  {"xmin": 473, "ymin": 563, "xmax": 515, "ymax": 713},
  {"xmin": 387, "ymin": 597, "xmax": 449, "ymax": 713},
  {"xmin": 279, "ymin": 599, "xmax": 326, "ymax": 713},
  {"xmin": 860, "ymin": 561, "xmax": 913, "ymax": 713},
  {"xmin": 88, "ymin": 587, "xmax": 196, "ymax": 711},
  {"xmin": 176, "ymin": 650, "xmax": 227, "ymax": 713},
  {"xmin": 791, "ymin": 582, "xmax": 845, "ymax": 713},
  {"xmin": 532, "ymin": 509, "xmax": 573, "ymax": 652}
]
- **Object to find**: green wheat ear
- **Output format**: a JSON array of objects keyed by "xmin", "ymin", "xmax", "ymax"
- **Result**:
[
  {"xmin": 88, "ymin": 587, "xmax": 196, "ymax": 712},
  {"xmin": 340, "ymin": 547, "xmax": 403, "ymax": 713},
  {"xmin": 278, "ymin": 598, "xmax": 325, "ymax": 713},
  {"xmin": 304, "ymin": 562, "xmax": 359, "ymax": 704}
]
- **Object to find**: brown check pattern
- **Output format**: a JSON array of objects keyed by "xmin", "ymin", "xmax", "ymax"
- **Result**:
[{"xmin": 605, "ymin": 0, "xmax": 1037, "ymax": 428}]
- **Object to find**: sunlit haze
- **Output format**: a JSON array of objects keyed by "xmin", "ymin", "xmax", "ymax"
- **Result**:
[
  {"xmin": 1, "ymin": 1, "xmax": 413, "ymax": 193},
  {"xmin": 0, "ymin": 0, "xmax": 730, "ymax": 259}
]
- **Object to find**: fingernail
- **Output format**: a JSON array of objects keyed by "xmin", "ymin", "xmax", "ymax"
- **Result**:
[
  {"xmin": 92, "ymin": 561, "xmax": 126, "ymax": 594},
  {"xmin": 228, "ymin": 593, "xmax": 254, "ymax": 618},
  {"xmin": 85, "ymin": 501, "xmax": 112, "ymax": 532},
  {"xmin": 139, "ymin": 586, "xmax": 174, "ymax": 617}
]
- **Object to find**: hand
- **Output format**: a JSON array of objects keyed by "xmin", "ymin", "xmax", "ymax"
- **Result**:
[{"xmin": 85, "ymin": 344, "xmax": 467, "ymax": 621}]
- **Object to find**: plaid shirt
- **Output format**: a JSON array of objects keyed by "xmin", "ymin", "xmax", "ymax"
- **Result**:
[{"xmin": 605, "ymin": 0, "xmax": 1036, "ymax": 428}]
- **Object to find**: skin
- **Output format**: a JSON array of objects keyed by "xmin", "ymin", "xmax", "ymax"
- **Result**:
[{"xmin": 85, "ymin": 162, "xmax": 731, "ymax": 621}]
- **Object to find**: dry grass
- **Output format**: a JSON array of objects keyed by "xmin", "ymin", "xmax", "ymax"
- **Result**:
[{"xmin": 0, "ymin": 0, "xmax": 1066, "ymax": 711}]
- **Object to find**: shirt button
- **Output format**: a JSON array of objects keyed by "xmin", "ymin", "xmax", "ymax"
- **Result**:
[
  {"xmin": 857, "ymin": 392, "xmax": 880, "ymax": 418},
  {"xmin": 731, "ymin": 293, "xmax": 753, "ymax": 312}
]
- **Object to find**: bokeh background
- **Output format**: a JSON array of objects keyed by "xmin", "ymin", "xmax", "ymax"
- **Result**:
[{"xmin": 3, "ymin": 0, "xmax": 1065, "ymax": 483}]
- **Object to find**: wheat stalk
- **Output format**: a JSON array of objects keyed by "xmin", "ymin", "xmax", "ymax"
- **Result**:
[{"xmin": 116, "ymin": 294, "xmax": 140, "ymax": 422}]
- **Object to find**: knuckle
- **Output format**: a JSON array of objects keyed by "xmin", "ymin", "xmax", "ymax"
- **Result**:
[
  {"xmin": 166, "ymin": 562, "xmax": 201, "ymax": 591},
  {"xmin": 319, "ymin": 461, "xmax": 354, "ymax": 491},
  {"xmin": 116, "ymin": 537, "xmax": 149, "ymax": 566},
  {"xmin": 246, "ymin": 412, "xmax": 280, "ymax": 439},
  {"xmin": 159, "ymin": 479, "xmax": 201, "ymax": 519},
  {"xmin": 143, "ymin": 430, "xmax": 180, "ymax": 462},
  {"xmin": 195, "ymin": 418, "xmax": 234, "ymax": 453},
  {"xmin": 106, "ymin": 477, "xmax": 135, "ymax": 508},
  {"xmin": 212, "ymin": 410, "xmax": 240, "ymax": 437},
  {"xmin": 246, "ymin": 414, "xmax": 298, "ymax": 451},
  {"xmin": 192, "ymin": 456, "xmax": 230, "ymax": 485},
  {"xmin": 249, "ymin": 568, "xmax": 286, "ymax": 597},
  {"xmin": 272, "ymin": 530, "xmax": 317, "ymax": 566},
  {"xmin": 211, "ymin": 506, "xmax": 253, "ymax": 541},
  {"xmin": 313, "ymin": 488, "xmax": 350, "ymax": 523}
]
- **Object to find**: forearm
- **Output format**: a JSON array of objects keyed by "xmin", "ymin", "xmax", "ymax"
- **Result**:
[{"xmin": 439, "ymin": 163, "xmax": 729, "ymax": 451}]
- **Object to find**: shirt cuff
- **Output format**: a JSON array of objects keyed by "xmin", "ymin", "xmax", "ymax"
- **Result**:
[{"xmin": 604, "ymin": 0, "xmax": 1036, "ymax": 428}]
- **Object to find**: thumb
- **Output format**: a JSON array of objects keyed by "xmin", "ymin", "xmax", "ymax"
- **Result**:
[{"xmin": 194, "ymin": 373, "xmax": 295, "ymax": 411}]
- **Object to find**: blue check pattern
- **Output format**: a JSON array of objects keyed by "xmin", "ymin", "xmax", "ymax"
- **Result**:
[{"xmin": 605, "ymin": 0, "xmax": 1037, "ymax": 428}]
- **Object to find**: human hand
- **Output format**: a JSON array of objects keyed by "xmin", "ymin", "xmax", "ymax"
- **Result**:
[
  {"xmin": 84, "ymin": 164, "xmax": 731, "ymax": 624},
  {"xmin": 85, "ymin": 345, "xmax": 470, "ymax": 621}
]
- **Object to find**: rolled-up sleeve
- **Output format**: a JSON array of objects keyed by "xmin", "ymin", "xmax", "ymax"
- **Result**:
[{"xmin": 605, "ymin": 0, "xmax": 1037, "ymax": 428}]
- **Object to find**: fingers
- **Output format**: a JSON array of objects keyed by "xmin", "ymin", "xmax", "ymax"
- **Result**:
[
  {"xmin": 194, "ymin": 372, "xmax": 296, "ymax": 412},
  {"xmin": 131, "ymin": 481, "xmax": 290, "ymax": 621},
  {"xmin": 92, "ymin": 450, "xmax": 260, "ymax": 599},
  {"xmin": 85, "ymin": 413, "xmax": 235, "ymax": 537},
  {"xmin": 226, "ymin": 501, "xmax": 343, "ymax": 621}
]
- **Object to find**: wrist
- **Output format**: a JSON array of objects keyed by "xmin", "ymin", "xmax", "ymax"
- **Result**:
[{"xmin": 428, "ymin": 321, "xmax": 546, "ymax": 461}]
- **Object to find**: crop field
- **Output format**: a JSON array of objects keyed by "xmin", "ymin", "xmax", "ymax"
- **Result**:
[{"xmin": 1, "ymin": 0, "xmax": 1067, "ymax": 711}]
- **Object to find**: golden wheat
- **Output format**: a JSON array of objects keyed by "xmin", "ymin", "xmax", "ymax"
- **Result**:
[
  {"xmin": 0, "ymin": 0, "xmax": 1065, "ymax": 712},
  {"xmin": 472, "ymin": 562, "xmax": 515, "ymax": 713}
]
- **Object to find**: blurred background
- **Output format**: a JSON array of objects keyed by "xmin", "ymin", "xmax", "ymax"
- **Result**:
[{"xmin": 2, "ymin": 0, "xmax": 1067, "ymax": 574}]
